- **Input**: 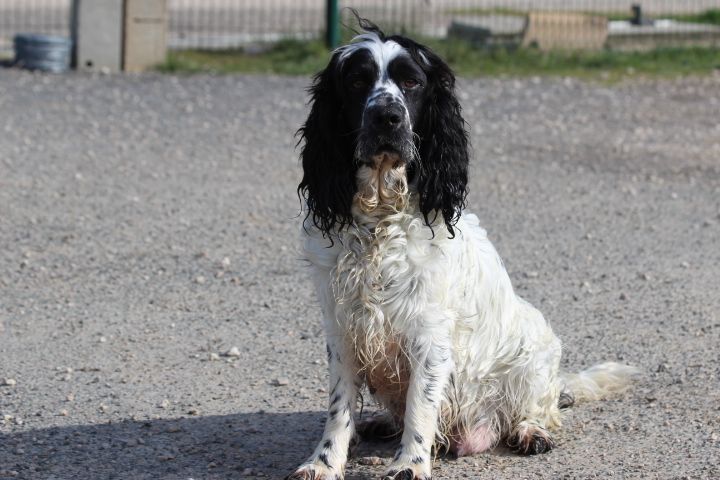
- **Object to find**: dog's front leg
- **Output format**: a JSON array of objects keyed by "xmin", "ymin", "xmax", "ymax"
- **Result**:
[
  {"xmin": 287, "ymin": 332, "xmax": 360, "ymax": 480},
  {"xmin": 384, "ymin": 335, "xmax": 452, "ymax": 480}
]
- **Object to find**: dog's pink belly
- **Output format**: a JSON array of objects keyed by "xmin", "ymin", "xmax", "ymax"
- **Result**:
[{"xmin": 450, "ymin": 424, "xmax": 496, "ymax": 456}]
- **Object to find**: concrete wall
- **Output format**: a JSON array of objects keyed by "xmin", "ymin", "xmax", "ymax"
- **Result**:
[{"xmin": 72, "ymin": 0, "xmax": 123, "ymax": 72}]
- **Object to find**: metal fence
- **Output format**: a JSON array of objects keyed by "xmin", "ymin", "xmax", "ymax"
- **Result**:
[{"xmin": 1, "ymin": 0, "xmax": 720, "ymax": 54}]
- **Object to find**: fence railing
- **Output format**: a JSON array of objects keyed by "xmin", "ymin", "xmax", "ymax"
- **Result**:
[{"xmin": 1, "ymin": 1, "xmax": 719, "ymax": 55}]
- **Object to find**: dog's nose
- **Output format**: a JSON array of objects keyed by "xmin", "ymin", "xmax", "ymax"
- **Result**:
[{"xmin": 366, "ymin": 104, "xmax": 405, "ymax": 131}]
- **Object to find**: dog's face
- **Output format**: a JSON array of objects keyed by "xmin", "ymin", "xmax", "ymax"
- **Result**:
[
  {"xmin": 337, "ymin": 41, "xmax": 428, "ymax": 168},
  {"xmin": 298, "ymin": 26, "xmax": 469, "ymax": 237}
]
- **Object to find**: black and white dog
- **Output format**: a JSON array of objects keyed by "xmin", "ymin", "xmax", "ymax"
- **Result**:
[{"xmin": 289, "ymin": 19, "xmax": 637, "ymax": 480}]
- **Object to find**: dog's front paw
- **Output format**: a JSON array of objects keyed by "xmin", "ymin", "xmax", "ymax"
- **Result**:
[
  {"xmin": 382, "ymin": 454, "xmax": 431, "ymax": 480},
  {"xmin": 286, "ymin": 462, "xmax": 341, "ymax": 480}
]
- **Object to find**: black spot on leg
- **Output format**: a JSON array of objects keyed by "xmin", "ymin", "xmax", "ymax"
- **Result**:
[
  {"xmin": 318, "ymin": 452, "xmax": 331, "ymax": 468},
  {"xmin": 393, "ymin": 445, "xmax": 403, "ymax": 461},
  {"xmin": 323, "ymin": 439, "xmax": 332, "ymax": 449},
  {"xmin": 346, "ymin": 418, "xmax": 351, "ymax": 428},
  {"xmin": 330, "ymin": 393, "xmax": 341, "ymax": 406},
  {"xmin": 329, "ymin": 408, "xmax": 338, "ymax": 419},
  {"xmin": 414, "ymin": 433, "xmax": 423, "ymax": 444},
  {"xmin": 411, "ymin": 455, "xmax": 424, "ymax": 464},
  {"xmin": 326, "ymin": 344, "xmax": 332, "ymax": 361},
  {"xmin": 330, "ymin": 378, "xmax": 341, "ymax": 396},
  {"xmin": 425, "ymin": 357, "xmax": 434, "ymax": 370},
  {"xmin": 423, "ymin": 380, "xmax": 437, "ymax": 402}
]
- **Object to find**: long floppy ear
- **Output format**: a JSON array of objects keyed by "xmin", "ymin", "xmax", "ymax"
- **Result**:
[
  {"xmin": 403, "ymin": 42, "xmax": 470, "ymax": 237},
  {"xmin": 297, "ymin": 53, "xmax": 357, "ymax": 237}
]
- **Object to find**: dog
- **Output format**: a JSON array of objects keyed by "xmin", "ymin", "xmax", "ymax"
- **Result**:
[{"xmin": 288, "ymin": 18, "xmax": 637, "ymax": 480}]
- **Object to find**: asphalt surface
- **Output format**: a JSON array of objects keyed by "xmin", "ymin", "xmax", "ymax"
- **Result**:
[{"xmin": 1, "ymin": 70, "xmax": 719, "ymax": 479}]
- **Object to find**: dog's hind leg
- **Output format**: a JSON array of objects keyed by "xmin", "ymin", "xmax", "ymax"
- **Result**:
[{"xmin": 505, "ymin": 317, "xmax": 563, "ymax": 456}]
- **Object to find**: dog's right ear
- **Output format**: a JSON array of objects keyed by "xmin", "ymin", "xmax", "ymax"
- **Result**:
[{"xmin": 297, "ymin": 53, "xmax": 357, "ymax": 238}]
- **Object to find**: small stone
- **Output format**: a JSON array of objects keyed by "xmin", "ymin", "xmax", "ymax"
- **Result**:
[
  {"xmin": 2, "ymin": 378, "xmax": 16, "ymax": 387},
  {"xmin": 158, "ymin": 454, "xmax": 175, "ymax": 461},
  {"xmin": 99, "ymin": 404, "xmax": 108, "ymax": 413},
  {"xmin": 208, "ymin": 352, "xmax": 221, "ymax": 361},
  {"xmin": 225, "ymin": 346, "xmax": 241, "ymax": 357},
  {"xmin": 195, "ymin": 276, "xmax": 206, "ymax": 284},
  {"xmin": 273, "ymin": 378, "xmax": 289, "ymax": 386},
  {"xmin": 619, "ymin": 292, "xmax": 627, "ymax": 301},
  {"xmin": 66, "ymin": 393, "xmax": 75, "ymax": 402},
  {"xmin": 221, "ymin": 257, "xmax": 231, "ymax": 267},
  {"xmin": 680, "ymin": 261, "xmax": 690, "ymax": 268},
  {"xmin": 524, "ymin": 271, "xmax": 539, "ymax": 278},
  {"xmin": 167, "ymin": 426, "xmax": 181, "ymax": 433},
  {"xmin": 59, "ymin": 409, "xmax": 69, "ymax": 416},
  {"xmin": 358, "ymin": 456, "xmax": 385, "ymax": 466},
  {"xmin": 241, "ymin": 468, "xmax": 254, "ymax": 475},
  {"xmin": 188, "ymin": 408, "xmax": 200, "ymax": 415},
  {"xmin": 99, "ymin": 336, "xmax": 107, "ymax": 343},
  {"xmin": 158, "ymin": 399, "xmax": 170, "ymax": 409}
]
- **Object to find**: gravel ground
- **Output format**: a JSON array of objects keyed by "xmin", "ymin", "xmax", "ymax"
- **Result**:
[{"xmin": 1, "ymin": 70, "xmax": 719, "ymax": 479}]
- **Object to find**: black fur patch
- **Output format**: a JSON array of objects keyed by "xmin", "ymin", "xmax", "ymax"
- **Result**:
[{"xmin": 318, "ymin": 452, "xmax": 331, "ymax": 468}]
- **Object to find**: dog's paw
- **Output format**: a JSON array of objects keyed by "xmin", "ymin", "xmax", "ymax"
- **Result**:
[
  {"xmin": 508, "ymin": 424, "xmax": 555, "ymax": 455},
  {"xmin": 382, "ymin": 453, "xmax": 431, "ymax": 480},
  {"xmin": 286, "ymin": 463, "xmax": 342, "ymax": 480}
]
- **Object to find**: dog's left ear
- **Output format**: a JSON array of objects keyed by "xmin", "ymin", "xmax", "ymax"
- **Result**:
[{"xmin": 403, "ymin": 42, "xmax": 470, "ymax": 237}]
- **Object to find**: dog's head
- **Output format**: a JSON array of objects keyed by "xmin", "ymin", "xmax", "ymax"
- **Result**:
[{"xmin": 298, "ymin": 18, "xmax": 469, "ymax": 237}]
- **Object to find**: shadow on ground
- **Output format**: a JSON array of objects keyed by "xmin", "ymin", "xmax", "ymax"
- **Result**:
[{"xmin": 1, "ymin": 411, "xmax": 339, "ymax": 479}]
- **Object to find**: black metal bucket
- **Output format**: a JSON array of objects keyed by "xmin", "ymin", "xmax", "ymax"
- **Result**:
[{"xmin": 14, "ymin": 34, "xmax": 72, "ymax": 73}]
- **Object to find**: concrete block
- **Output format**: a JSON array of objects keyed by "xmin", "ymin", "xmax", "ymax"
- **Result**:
[
  {"xmin": 72, "ymin": 0, "xmax": 123, "ymax": 72},
  {"xmin": 123, "ymin": 0, "xmax": 168, "ymax": 72},
  {"xmin": 522, "ymin": 12, "xmax": 608, "ymax": 51}
]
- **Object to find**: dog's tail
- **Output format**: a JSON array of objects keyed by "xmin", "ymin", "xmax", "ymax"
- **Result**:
[{"xmin": 560, "ymin": 362, "xmax": 640, "ymax": 406}]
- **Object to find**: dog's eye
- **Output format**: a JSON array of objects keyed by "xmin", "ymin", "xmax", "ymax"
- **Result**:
[
  {"xmin": 402, "ymin": 79, "xmax": 419, "ymax": 89},
  {"xmin": 351, "ymin": 79, "xmax": 367, "ymax": 89}
]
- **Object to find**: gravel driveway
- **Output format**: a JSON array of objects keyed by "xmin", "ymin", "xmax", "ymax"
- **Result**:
[{"xmin": 1, "ymin": 70, "xmax": 719, "ymax": 479}]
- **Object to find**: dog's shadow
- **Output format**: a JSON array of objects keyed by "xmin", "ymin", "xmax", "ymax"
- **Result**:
[
  {"xmin": 2, "ymin": 411, "xmax": 517, "ymax": 479},
  {"xmin": 2, "ymin": 411, "xmax": 330, "ymax": 479}
]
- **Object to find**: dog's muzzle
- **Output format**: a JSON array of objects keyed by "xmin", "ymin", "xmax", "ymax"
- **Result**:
[{"xmin": 358, "ymin": 95, "xmax": 414, "ymax": 167}]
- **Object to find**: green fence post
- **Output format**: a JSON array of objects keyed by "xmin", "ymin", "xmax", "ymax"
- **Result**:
[{"xmin": 326, "ymin": 0, "xmax": 340, "ymax": 49}]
